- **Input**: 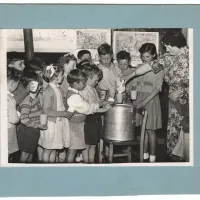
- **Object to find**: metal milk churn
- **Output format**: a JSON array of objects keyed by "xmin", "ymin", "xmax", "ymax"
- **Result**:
[{"xmin": 104, "ymin": 103, "xmax": 135, "ymax": 141}]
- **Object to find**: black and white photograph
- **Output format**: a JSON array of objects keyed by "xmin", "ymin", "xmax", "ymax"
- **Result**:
[{"xmin": 1, "ymin": 28, "xmax": 192, "ymax": 165}]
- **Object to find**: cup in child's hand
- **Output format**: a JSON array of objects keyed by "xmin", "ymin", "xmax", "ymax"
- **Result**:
[
  {"xmin": 99, "ymin": 90, "xmax": 107, "ymax": 100},
  {"xmin": 131, "ymin": 90, "xmax": 137, "ymax": 100},
  {"xmin": 40, "ymin": 114, "xmax": 48, "ymax": 125},
  {"xmin": 116, "ymin": 93, "xmax": 123, "ymax": 104},
  {"xmin": 29, "ymin": 81, "xmax": 39, "ymax": 92}
]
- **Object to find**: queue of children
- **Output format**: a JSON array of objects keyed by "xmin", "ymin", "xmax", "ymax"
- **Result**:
[{"xmin": 7, "ymin": 42, "xmax": 163, "ymax": 164}]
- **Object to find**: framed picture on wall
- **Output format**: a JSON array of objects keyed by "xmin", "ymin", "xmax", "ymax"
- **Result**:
[{"xmin": 113, "ymin": 31, "xmax": 159, "ymax": 67}]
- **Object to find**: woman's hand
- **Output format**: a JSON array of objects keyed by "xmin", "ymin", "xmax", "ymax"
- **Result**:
[
  {"xmin": 169, "ymin": 89, "xmax": 182, "ymax": 101},
  {"xmin": 38, "ymin": 124, "xmax": 48, "ymax": 130},
  {"xmin": 137, "ymin": 100, "xmax": 147, "ymax": 108}
]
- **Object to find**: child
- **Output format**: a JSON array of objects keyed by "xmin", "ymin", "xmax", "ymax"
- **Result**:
[
  {"xmin": 38, "ymin": 64, "xmax": 73, "ymax": 163},
  {"xmin": 136, "ymin": 43, "xmax": 164, "ymax": 162},
  {"xmin": 17, "ymin": 71, "xmax": 46, "ymax": 163},
  {"xmin": 65, "ymin": 69, "xmax": 108, "ymax": 163},
  {"xmin": 7, "ymin": 67, "xmax": 22, "ymax": 161},
  {"xmin": 97, "ymin": 43, "xmax": 121, "ymax": 102},
  {"xmin": 56, "ymin": 53, "xmax": 77, "ymax": 162},
  {"xmin": 77, "ymin": 50, "xmax": 92, "ymax": 63},
  {"xmin": 78, "ymin": 62, "xmax": 111, "ymax": 163},
  {"xmin": 116, "ymin": 50, "xmax": 136, "ymax": 101},
  {"xmin": 58, "ymin": 53, "xmax": 77, "ymax": 104},
  {"xmin": 9, "ymin": 58, "xmax": 29, "ymax": 106}
]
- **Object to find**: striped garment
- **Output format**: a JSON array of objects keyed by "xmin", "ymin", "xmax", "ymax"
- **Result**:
[{"xmin": 19, "ymin": 94, "xmax": 43, "ymax": 129}]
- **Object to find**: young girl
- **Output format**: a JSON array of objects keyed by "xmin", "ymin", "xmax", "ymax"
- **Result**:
[
  {"xmin": 17, "ymin": 71, "xmax": 46, "ymax": 163},
  {"xmin": 65, "ymin": 69, "xmax": 109, "ymax": 163},
  {"xmin": 38, "ymin": 64, "xmax": 73, "ymax": 163},
  {"xmin": 136, "ymin": 43, "xmax": 164, "ymax": 162},
  {"xmin": 7, "ymin": 67, "xmax": 22, "ymax": 162},
  {"xmin": 78, "ymin": 62, "xmax": 111, "ymax": 163},
  {"xmin": 56, "ymin": 53, "xmax": 77, "ymax": 162},
  {"xmin": 58, "ymin": 53, "xmax": 77, "ymax": 98}
]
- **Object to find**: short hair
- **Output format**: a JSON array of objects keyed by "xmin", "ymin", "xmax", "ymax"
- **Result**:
[
  {"xmin": 162, "ymin": 32, "xmax": 187, "ymax": 48},
  {"xmin": 7, "ymin": 67, "xmax": 22, "ymax": 82},
  {"xmin": 67, "ymin": 69, "xmax": 87, "ymax": 87},
  {"xmin": 77, "ymin": 50, "xmax": 91, "ymax": 60},
  {"xmin": 97, "ymin": 43, "xmax": 113, "ymax": 56},
  {"xmin": 77, "ymin": 61, "xmax": 103, "ymax": 80},
  {"xmin": 116, "ymin": 50, "xmax": 131, "ymax": 61},
  {"xmin": 21, "ymin": 71, "xmax": 43, "ymax": 88},
  {"xmin": 27, "ymin": 58, "xmax": 46, "ymax": 72},
  {"xmin": 57, "ymin": 53, "xmax": 77, "ymax": 68},
  {"xmin": 7, "ymin": 58, "xmax": 26, "ymax": 72},
  {"xmin": 43, "ymin": 63, "xmax": 64, "ymax": 83},
  {"xmin": 139, "ymin": 43, "xmax": 158, "ymax": 60}
]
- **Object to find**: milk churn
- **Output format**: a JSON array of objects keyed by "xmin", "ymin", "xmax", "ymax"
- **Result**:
[{"xmin": 104, "ymin": 103, "xmax": 135, "ymax": 141}]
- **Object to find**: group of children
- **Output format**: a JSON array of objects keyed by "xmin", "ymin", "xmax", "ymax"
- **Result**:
[{"xmin": 7, "ymin": 42, "xmax": 164, "ymax": 164}]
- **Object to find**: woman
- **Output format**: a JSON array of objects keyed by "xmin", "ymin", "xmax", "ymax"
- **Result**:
[{"xmin": 121, "ymin": 32, "xmax": 189, "ymax": 162}]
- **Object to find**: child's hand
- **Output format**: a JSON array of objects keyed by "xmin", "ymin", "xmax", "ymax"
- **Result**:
[
  {"xmin": 99, "ymin": 100, "xmax": 109, "ymax": 107},
  {"xmin": 38, "ymin": 124, "xmax": 48, "ymax": 130},
  {"xmin": 27, "ymin": 82, "xmax": 36, "ymax": 91},
  {"xmin": 137, "ymin": 100, "xmax": 147, "ymax": 108},
  {"xmin": 104, "ymin": 104, "xmax": 111, "ymax": 111}
]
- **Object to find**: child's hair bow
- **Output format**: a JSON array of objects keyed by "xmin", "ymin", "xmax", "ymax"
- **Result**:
[{"xmin": 46, "ymin": 64, "xmax": 55, "ymax": 77}]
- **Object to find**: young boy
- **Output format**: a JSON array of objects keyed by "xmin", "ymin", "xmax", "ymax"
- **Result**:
[
  {"xmin": 97, "ymin": 43, "xmax": 121, "ymax": 102},
  {"xmin": 77, "ymin": 50, "xmax": 92, "ymax": 63},
  {"xmin": 7, "ymin": 67, "xmax": 22, "ymax": 161}
]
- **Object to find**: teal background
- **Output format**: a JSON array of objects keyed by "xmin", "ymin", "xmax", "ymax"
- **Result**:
[{"xmin": 0, "ymin": 4, "xmax": 199, "ymax": 196}]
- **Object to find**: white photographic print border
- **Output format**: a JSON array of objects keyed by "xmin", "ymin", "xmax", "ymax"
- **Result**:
[{"xmin": 0, "ymin": 28, "xmax": 194, "ymax": 167}]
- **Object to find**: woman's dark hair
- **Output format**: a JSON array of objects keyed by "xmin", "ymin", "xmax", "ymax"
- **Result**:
[
  {"xmin": 117, "ymin": 50, "xmax": 131, "ymax": 61},
  {"xmin": 7, "ymin": 67, "xmax": 22, "ymax": 82},
  {"xmin": 139, "ymin": 43, "xmax": 158, "ymax": 60},
  {"xmin": 77, "ymin": 61, "xmax": 103, "ymax": 81},
  {"xmin": 21, "ymin": 71, "xmax": 43, "ymax": 88},
  {"xmin": 162, "ymin": 32, "xmax": 187, "ymax": 48},
  {"xmin": 43, "ymin": 63, "xmax": 64, "ymax": 83},
  {"xmin": 57, "ymin": 53, "xmax": 77, "ymax": 68},
  {"xmin": 97, "ymin": 43, "xmax": 113, "ymax": 56},
  {"xmin": 27, "ymin": 58, "xmax": 46, "ymax": 72},
  {"xmin": 67, "ymin": 69, "xmax": 87, "ymax": 87},
  {"xmin": 77, "ymin": 50, "xmax": 91, "ymax": 60}
]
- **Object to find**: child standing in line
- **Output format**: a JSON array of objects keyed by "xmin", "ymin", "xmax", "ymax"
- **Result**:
[
  {"xmin": 17, "ymin": 72, "xmax": 46, "ymax": 163},
  {"xmin": 7, "ymin": 67, "xmax": 22, "ymax": 161},
  {"xmin": 65, "ymin": 69, "xmax": 109, "ymax": 163},
  {"xmin": 116, "ymin": 50, "xmax": 136, "ymax": 100},
  {"xmin": 136, "ymin": 43, "xmax": 164, "ymax": 162},
  {"xmin": 38, "ymin": 64, "xmax": 73, "ymax": 163},
  {"xmin": 97, "ymin": 43, "xmax": 121, "ymax": 102},
  {"xmin": 56, "ymin": 53, "xmax": 77, "ymax": 162},
  {"xmin": 77, "ymin": 50, "xmax": 92, "ymax": 63},
  {"xmin": 78, "ymin": 62, "xmax": 111, "ymax": 163}
]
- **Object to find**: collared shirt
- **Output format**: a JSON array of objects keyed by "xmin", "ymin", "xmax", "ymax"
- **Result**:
[
  {"xmin": 97, "ymin": 63, "xmax": 121, "ymax": 98},
  {"xmin": 67, "ymin": 87, "xmax": 99, "ymax": 114}
]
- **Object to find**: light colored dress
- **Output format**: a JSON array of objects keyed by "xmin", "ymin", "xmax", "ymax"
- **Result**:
[
  {"xmin": 135, "ymin": 69, "xmax": 164, "ymax": 130},
  {"xmin": 39, "ymin": 83, "xmax": 70, "ymax": 149},
  {"xmin": 7, "ymin": 91, "xmax": 19, "ymax": 154}
]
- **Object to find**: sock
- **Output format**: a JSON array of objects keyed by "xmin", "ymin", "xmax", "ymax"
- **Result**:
[
  {"xmin": 150, "ymin": 155, "xmax": 156, "ymax": 162},
  {"xmin": 144, "ymin": 153, "xmax": 149, "ymax": 159}
]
